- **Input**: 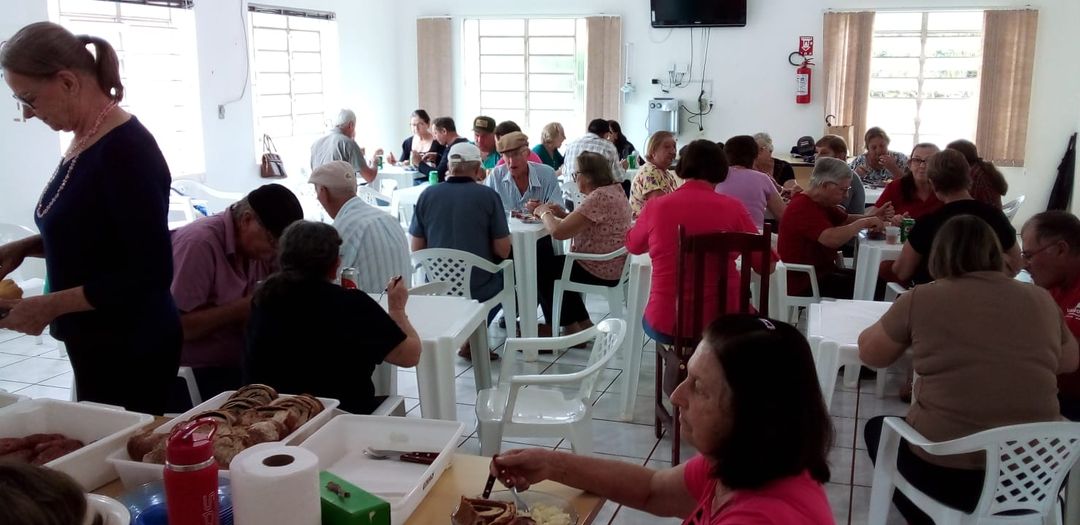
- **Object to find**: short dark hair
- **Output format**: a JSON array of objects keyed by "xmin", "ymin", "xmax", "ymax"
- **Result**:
[
  {"xmin": 947, "ymin": 139, "xmax": 1008, "ymax": 196},
  {"xmin": 927, "ymin": 149, "xmax": 971, "ymax": 194},
  {"xmin": 1024, "ymin": 211, "xmax": 1080, "ymax": 255},
  {"xmin": 676, "ymin": 140, "xmax": 729, "ymax": 184},
  {"xmin": 0, "ymin": 461, "xmax": 92, "ymax": 525},
  {"xmin": 574, "ymin": 151, "xmax": 616, "ymax": 187},
  {"xmin": 607, "ymin": 120, "xmax": 623, "ymax": 136},
  {"xmin": 432, "ymin": 117, "xmax": 455, "ymax": 133},
  {"xmin": 494, "ymin": 120, "xmax": 521, "ymax": 139},
  {"xmin": 411, "ymin": 109, "xmax": 431, "ymax": 124},
  {"xmin": 587, "ymin": 118, "xmax": 611, "ymax": 136},
  {"xmin": 724, "ymin": 135, "xmax": 759, "ymax": 168},
  {"xmin": 815, "ymin": 135, "xmax": 848, "ymax": 158},
  {"xmin": 702, "ymin": 315, "xmax": 833, "ymax": 489}
]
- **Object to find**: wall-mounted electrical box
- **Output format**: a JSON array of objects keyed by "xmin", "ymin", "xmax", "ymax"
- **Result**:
[{"xmin": 647, "ymin": 97, "xmax": 679, "ymax": 137}]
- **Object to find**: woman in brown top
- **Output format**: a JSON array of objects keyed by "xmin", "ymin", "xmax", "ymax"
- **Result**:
[
  {"xmin": 947, "ymin": 139, "xmax": 1008, "ymax": 209},
  {"xmin": 857, "ymin": 215, "xmax": 1078, "ymax": 524}
]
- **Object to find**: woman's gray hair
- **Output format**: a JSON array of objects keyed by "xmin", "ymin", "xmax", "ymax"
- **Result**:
[
  {"xmin": 540, "ymin": 122, "xmax": 565, "ymax": 146},
  {"xmin": 753, "ymin": 132, "xmax": 774, "ymax": 153},
  {"xmin": 278, "ymin": 221, "xmax": 342, "ymax": 278},
  {"xmin": 809, "ymin": 157, "xmax": 853, "ymax": 189}
]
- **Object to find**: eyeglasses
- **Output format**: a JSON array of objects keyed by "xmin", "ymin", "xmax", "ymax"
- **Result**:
[
  {"xmin": 909, "ymin": 157, "xmax": 928, "ymax": 165},
  {"xmin": 1020, "ymin": 243, "xmax": 1055, "ymax": 261},
  {"xmin": 11, "ymin": 93, "xmax": 34, "ymax": 110},
  {"xmin": 830, "ymin": 182, "xmax": 852, "ymax": 194}
]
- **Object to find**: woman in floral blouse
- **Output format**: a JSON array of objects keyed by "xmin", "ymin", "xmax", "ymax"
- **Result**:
[{"xmin": 630, "ymin": 130, "xmax": 679, "ymax": 218}]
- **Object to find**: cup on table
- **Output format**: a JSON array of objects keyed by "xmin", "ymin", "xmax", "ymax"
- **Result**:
[{"xmin": 885, "ymin": 226, "xmax": 901, "ymax": 245}]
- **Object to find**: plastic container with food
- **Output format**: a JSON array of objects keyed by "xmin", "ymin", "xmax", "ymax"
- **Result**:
[
  {"xmin": 108, "ymin": 389, "xmax": 338, "ymax": 488},
  {"xmin": 0, "ymin": 398, "xmax": 153, "ymax": 490}
]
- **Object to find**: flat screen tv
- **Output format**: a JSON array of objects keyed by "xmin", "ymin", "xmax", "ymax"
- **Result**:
[{"xmin": 650, "ymin": 0, "xmax": 747, "ymax": 28}]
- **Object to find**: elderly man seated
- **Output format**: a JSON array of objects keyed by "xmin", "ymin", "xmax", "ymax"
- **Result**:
[
  {"xmin": 309, "ymin": 161, "xmax": 411, "ymax": 293},
  {"xmin": 171, "ymin": 184, "xmax": 304, "ymax": 400},
  {"xmin": 1022, "ymin": 211, "xmax": 1080, "ymax": 421},
  {"xmin": 777, "ymin": 157, "xmax": 890, "ymax": 299}
]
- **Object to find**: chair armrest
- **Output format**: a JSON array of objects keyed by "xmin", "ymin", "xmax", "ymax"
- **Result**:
[
  {"xmin": 881, "ymin": 416, "xmax": 986, "ymax": 457},
  {"xmin": 502, "ymin": 326, "xmax": 597, "ymax": 354},
  {"xmin": 508, "ymin": 369, "xmax": 592, "ymax": 387},
  {"xmin": 781, "ymin": 262, "xmax": 821, "ymax": 298}
]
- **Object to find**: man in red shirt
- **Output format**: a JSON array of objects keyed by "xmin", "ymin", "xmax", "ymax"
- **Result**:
[
  {"xmin": 1021, "ymin": 210, "xmax": 1080, "ymax": 420},
  {"xmin": 778, "ymin": 157, "xmax": 890, "ymax": 298}
]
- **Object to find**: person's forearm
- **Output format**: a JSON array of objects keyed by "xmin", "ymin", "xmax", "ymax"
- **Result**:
[
  {"xmin": 819, "ymin": 221, "xmax": 864, "ymax": 249},
  {"xmin": 45, "ymin": 286, "xmax": 93, "ymax": 317},
  {"xmin": 17, "ymin": 235, "xmax": 44, "ymax": 258},
  {"xmin": 180, "ymin": 297, "xmax": 250, "ymax": 341},
  {"xmin": 360, "ymin": 164, "xmax": 377, "ymax": 184},
  {"xmin": 544, "ymin": 452, "xmax": 664, "ymax": 513}
]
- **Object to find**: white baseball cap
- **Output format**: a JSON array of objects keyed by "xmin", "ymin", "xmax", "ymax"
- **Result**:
[
  {"xmin": 308, "ymin": 160, "xmax": 357, "ymax": 193},
  {"xmin": 447, "ymin": 142, "xmax": 482, "ymax": 166}
]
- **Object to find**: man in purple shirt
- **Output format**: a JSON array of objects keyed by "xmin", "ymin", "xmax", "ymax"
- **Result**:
[{"xmin": 171, "ymin": 183, "xmax": 303, "ymax": 400}]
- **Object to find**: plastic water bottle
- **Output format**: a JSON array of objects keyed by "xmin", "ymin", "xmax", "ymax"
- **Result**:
[{"xmin": 164, "ymin": 418, "xmax": 220, "ymax": 525}]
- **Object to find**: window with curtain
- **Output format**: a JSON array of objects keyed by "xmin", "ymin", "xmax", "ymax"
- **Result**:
[
  {"xmin": 462, "ymin": 18, "xmax": 587, "ymax": 142},
  {"xmin": 866, "ymin": 11, "xmax": 984, "ymax": 155},
  {"xmin": 58, "ymin": 0, "xmax": 204, "ymax": 176}
]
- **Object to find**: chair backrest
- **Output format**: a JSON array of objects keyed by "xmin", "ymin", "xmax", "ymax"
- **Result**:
[
  {"xmin": 357, "ymin": 185, "xmax": 392, "ymax": 207},
  {"xmin": 577, "ymin": 318, "xmax": 627, "ymax": 401},
  {"xmin": 411, "ymin": 248, "xmax": 498, "ymax": 300},
  {"xmin": 171, "ymin": 179, "xmax": 245, "ymax": 214},
  {"xmin": 379, "ymin": 179, "xmax": 399, "ymax": 196},
  {"xmin": 560, "ymin": 180, "xmax": 584, "ymax": 208},
  {"xmin": 973, "ymin": 421, "xmax": 1080, "ymax": 518},
  {"xmin": 1002, "ymin": 194, "xmax": 1025, "ymax": 221},
  {"xmin": 408, "ymin": 281, "xmax": 451, "ymax": 296},
  {"xmin": 674, "ymin": 224, "xmax": 773, "ymax": 352},
  {"xmin": 167, "ymin": 195, "xmax": 197, "ymax": 230}
]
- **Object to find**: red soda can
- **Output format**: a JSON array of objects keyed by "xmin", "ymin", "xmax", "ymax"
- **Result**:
[{"xmin": 340, "ymin": 267, "xmax": 359, "ymax": 289}]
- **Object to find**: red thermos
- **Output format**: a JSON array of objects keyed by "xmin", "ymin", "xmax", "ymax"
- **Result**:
[{"xmin": 164, "ymin": 417, "xmax": 220, "ymax": 525}]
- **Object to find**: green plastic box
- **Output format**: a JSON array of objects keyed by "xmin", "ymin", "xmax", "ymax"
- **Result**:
[{"xmin": 319, "ymin": 471, "xmax": 390, "ymax": 525}]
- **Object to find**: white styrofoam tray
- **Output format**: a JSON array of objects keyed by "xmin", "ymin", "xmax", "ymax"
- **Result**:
[
  {"xmin": 0, "ymin": 398, "xmax": 153, "ymax": 490},
  {"xmin": 298, "ymin": 415, "xmax": 465, "ymax": 525},
  {"xmin": 107, "ymin": 390, "xmax": 339, "ymax": 488}
]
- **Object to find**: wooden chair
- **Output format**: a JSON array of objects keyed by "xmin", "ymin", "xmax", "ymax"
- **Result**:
[{"xmin": 655, "ymin": 224, "xmax": 773, "ymax": 465}]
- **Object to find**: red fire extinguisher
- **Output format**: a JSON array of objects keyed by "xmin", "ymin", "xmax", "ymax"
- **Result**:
[{"xmin": 796, "ymin": 58, "xmax": 813, "ymax": 104}]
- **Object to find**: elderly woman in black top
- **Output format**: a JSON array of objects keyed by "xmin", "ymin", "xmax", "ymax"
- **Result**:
[{"xmin": 0, "ymin": 22, "xmax": 180, "ymax": 414}]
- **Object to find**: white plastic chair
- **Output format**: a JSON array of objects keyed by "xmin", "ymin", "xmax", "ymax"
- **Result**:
[
  {"xmin": 167, "ymin": 195, "xmax": 198, "ymax": 230},
  {"xmin": 411, "ymin": 249, "xmax": 517, "ymax": 337},
  {"xmin": 379, "ymin": 179, "xmax": 399, "ymax": 197},
  {"xmin": 176, "ymin": 366, "xmax": 202, "ymax": 407},
  {"xmin": 551, "ymin": 248, "xmax": 631, "ymax": 333},
  {"xmin": 408, "ymin": 281, "xmax": 451, "ymax": 296},
  {"xmin": 868, "ymin": 417, "xmax": 1080, "ymax": 524},
  {"xmin": 170, "ymin": 179, "xmax": 245, "ymax": 214},
  {"xmin": 774, "ymin": 261, "xmax": 822, "ymax": 324},
  {"xmin": 810, "ymin": 337, "xmax": 890, "ymax": 410},
  {"xmin": 560, "ymin": 180, "xmax": 585, "ymax": 208},
  {"xmin": 884, "ymin": 282, "xmax": 910, "ymax": 302},
  {"xmin": 357, "ymin": 186, "xmax": 397, "ymax": 218},
  {"xmin": 1003, "ymin": 195, "xmax": 1026, "ymax": 221},
  {"xmin": 476, "ymin": 318, "xmax": 626, "ymax": 456}
]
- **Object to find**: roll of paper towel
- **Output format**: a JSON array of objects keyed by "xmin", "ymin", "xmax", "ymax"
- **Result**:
[{"xmin": 230, "ymin": 443, "xmax": 321, "ymax": 525}]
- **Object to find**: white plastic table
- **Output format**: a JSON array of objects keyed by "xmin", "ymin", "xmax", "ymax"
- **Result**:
[
  {"xmin": 392, "ymin": 183, "xmax": 428, "ymax": 227},
  {"xmin": 373, "ymin": 294, "xmax": 491, "ymax": 421},
  {"xmin": 374, "ymin": 165, "xmax": 421, "ymax": 191},
  {"xmin": 619, "ymin": 253, "xmax": 652, "ymax": 420},
  {"xmin": 508, "ymin": 219, "xmax": 550, "ymax": 341},
  {"xmin": 853, "ymin": 234, "xmax": 903, "ymax": 301},
  {"xmin": 807, "ymin": 299, "xmax": 896, "ymax": 400},
  {"xmin": 865, "ymin": 186, "xmax": 885, "ymax": 207}
]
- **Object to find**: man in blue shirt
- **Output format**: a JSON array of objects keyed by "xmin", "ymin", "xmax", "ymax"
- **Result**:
[
  {"xmin": 410, "ymin": 142, "xmax": 509, "ymax": 360},
  {"xmin": 485, "ymin": 132, "xmax": 562, "ymax": 214}
]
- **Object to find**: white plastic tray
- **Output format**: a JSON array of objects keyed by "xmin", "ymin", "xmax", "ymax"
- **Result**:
[
  {"xmin": 107, "ymin": 390, "xmax": 339, "ymax": 488},
  {"xmin": 0, "ymin": 399, "xmax": 153, "ymax": 490},
  {"xmin": 298, "ymin": 415, "xmax": 465, "ymax": 525}
]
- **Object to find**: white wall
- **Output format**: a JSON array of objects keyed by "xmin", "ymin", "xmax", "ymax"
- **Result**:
[{"xmin": 1, "ymin": 0, "xmax": 1077, "ymax": 226}]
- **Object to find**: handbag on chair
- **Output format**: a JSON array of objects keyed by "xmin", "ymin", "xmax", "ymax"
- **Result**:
[{"xmin": 260, "ymin": 134, "xmax": 288, "ymax": 179}]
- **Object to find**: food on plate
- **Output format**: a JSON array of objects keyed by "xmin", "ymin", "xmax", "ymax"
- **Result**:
[
  {"xmin": 0, "ymin": 279, "xmax": 23, "ymax": 300},
  {"xmin": 125, "ymin": 385, "xmax": 323, "ymax": 468},
  {"xmin": 527, "ymin": 503, "xmax": 572, "ymax": 525},
  {"xmin": 0, "ymin": 433, "xmax": 85, "ymax": 465},
  {"xmin": 452, "ymin": 496, "xmax": 571, "ymax": 525}
]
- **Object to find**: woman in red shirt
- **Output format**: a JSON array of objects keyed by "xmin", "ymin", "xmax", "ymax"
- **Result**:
[
  {"xmin": 490, "ymin": 316, "xmax": 836, "ymax": 524},
  {"xmin": 870, "ymin": 143, "xmax": 944, "ymax": 223},
  {"xmin": 624, "ymin": 139, "xmax": 773, "ymax": 343}
]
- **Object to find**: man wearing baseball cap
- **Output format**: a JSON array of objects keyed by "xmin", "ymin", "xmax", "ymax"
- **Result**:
[
  {"xmin": 486, "ymin": 131, "xmax": 561, "ymax": 214},
  {"xmin": 309, "ymin": 161, "xmax": 411, "ymax": 294},
  {"xmin": 472, "ymin": 115, "xmax": 500, "ymax": 170},
  {"xmin": 410, "ymin": 142, "xmax": 509, "ymax": 360},
  {"xmin": 171, "ymin": 183, "xmax": 304, "ymax": 401}
]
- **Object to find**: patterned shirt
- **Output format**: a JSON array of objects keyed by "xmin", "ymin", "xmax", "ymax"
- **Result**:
[
  {"xmin": 333, "ymin": 197, "xmax": 411, "ymax": 293},
  {"xmin": 561, "ymin": 133, "xmax": 626, "ymax": 182},
  {"xmin": 849, "ymin": 151, "xmax": 909, "ymax": 186},
  {"xmin": 629, "ymin": 163, "xmax": 679, "ymax": 218},
  {"xmin": 572, "ymin": 184, "xmax": 632, "ymax": 280},
  {"xmin": 485, "ymin": 162, "xmax": 562, "ymax": 211}
]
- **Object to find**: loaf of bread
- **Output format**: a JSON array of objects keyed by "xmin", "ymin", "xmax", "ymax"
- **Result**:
[{"xmin": 0, "ymin": 279, "xmax": 23, "ymax": 300}]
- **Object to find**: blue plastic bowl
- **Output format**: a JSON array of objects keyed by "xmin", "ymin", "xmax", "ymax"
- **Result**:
[{"xmin": 117, "ymin": 478, "xmax": 233, "ymax": 525}]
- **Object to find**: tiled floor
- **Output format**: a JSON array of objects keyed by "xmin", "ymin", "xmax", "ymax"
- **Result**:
[{"xmin": 0, "ymin": 297, "xmax": 906, "ymax": 524}]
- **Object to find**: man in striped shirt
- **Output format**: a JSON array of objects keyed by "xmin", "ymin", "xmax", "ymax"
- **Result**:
[
  {"xmin": 561, "ymin": 119, "xmax": 627, "ymax": 189},
  {"xmin": 309, "ymin": 161, "xmax": 411, "ymax": 293}
]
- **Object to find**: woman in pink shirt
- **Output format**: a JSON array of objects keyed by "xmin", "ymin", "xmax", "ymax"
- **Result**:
[
  {"xmin": 490, "ymin": 315, "xmax": 836, "ymax": 524},
  {"xmin": 715, "ymin": 135, "xmax": 786, "ymax": 231},
  {"xmin": 626, "ymin": 139, "xmax": 773, "ymax": 343}
]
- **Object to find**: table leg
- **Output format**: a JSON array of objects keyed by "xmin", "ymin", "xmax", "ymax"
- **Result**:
[
  {"xmin": 511, "ymin": 232, "xmax": 538, "ymax": 339},
  {"xmin": 469, "ymin": 322, "xmax": 493, "ymax": 391},
  {"xmin": 619, "ymin": 264, "xmax": 651, "ymax": 420},
  {"xmin": 416, "ymin": 337, "xmax": 457, "ymax": 420},
  {"xmin": 852, "ymin": 243, "xmax": 874, "ymax": 301}
]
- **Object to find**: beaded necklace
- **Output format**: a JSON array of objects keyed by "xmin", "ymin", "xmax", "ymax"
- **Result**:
[{"xmin": 36, "ymin": 101, "xmax": 118, "ymax": 218}]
